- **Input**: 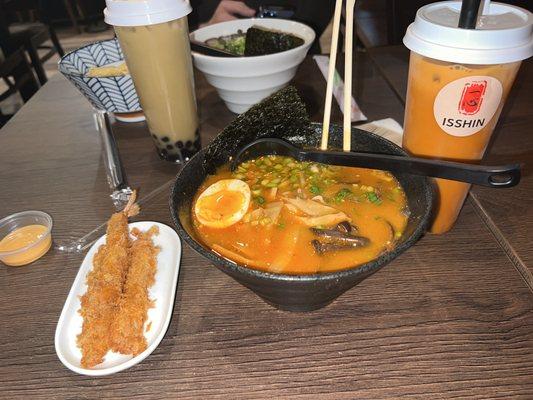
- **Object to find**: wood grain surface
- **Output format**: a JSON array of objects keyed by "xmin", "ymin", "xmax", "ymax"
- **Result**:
[
  {"xmin": 369, "ymin": 46, "xmax": 533, "ymax": 285},
  {"xmin": 1, "ymin": 51, "xmax": 532, "ymax": 399}
]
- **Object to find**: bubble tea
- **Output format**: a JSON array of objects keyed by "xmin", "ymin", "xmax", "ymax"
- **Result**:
[
  {"xmin": 403, "ymin": 1, "xmax": 533, "ymax": 234},
  {"xmin": 105, "ymin": 0, "xmax": 200, "ymax": 162}
]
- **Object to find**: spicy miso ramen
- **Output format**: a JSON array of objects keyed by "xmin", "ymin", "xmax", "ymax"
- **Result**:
[{"xmin": 192, "ymin": 156, "xmax": 409, "ymax": 275}]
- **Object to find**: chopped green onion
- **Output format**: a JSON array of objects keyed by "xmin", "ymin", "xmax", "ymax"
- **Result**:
[
  {"xmin": 365, "ymin": 192, "xmax": 382, "ymax": 205},
  {"xmin": 334, "ymin": 188, "xmax": 352, "ymax": 203},
  {"xmin": 255, "ymin": 196, "xmax": 265, "ymax": 205},
  {"xmin": 309, "ymin": 185, "xmax": 322, "ymax": 195}
]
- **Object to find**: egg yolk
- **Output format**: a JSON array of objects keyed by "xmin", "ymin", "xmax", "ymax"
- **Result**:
[{"xmin": 196, "ymin": 190, "xmax": 245, "ymax": 222}]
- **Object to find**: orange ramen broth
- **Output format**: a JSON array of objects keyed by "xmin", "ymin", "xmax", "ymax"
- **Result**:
[{"xmin": 192, "ymin": 156, "xmax": 409, "ymax": 274}]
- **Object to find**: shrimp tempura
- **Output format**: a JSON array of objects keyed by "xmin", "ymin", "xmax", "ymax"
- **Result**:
[
  {"xmin": 77, "ymin": 192, "xmax": 139, "ymax": 368},
  {"xmin": 110, "ymin": 226, "xmax": 159, "ymax": 355}
]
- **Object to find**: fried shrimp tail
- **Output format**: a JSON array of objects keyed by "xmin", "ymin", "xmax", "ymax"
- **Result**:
[{"xmin": 77, "ymin": 191, "xmax": 139, "ymax": 368}]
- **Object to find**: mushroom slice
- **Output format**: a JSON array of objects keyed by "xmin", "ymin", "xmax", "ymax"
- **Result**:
[{"xmin": 310, "ymin": 228, "xmax": 369, "ymax": 247}]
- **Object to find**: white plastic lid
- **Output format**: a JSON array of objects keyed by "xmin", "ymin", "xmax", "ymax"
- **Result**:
[
  {"xmin": 104, "ymin": 0, "xmax": 192, "ymax": 27},
  {"xmin": 403, "ymin": 1, "xmax": 533, "ymax": 64}
]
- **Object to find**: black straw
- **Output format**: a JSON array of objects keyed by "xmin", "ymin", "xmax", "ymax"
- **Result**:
[{"xmin": 458, "ymin": 0, "xmax": 482, "ymax": 29}]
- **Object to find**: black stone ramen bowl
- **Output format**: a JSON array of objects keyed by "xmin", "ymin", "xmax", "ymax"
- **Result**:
[{"xmin": 170, "ymin": 124, "xmax": 434, "ymax": 312}]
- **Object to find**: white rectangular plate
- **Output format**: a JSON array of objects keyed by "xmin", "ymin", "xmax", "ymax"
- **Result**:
[{"xmin": 55, "ymin": 221, "xmax": 182, "ymax": 376}]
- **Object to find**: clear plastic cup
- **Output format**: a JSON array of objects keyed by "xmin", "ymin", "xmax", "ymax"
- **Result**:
[
  {"xmin": 403, "ymin": 1, "xmax": 532, "ymax": 234},
  {"xmin": 105, "ymin": 0, "xmax": 200, "ymax": 163},
  {"xmin": 0, "ymin": 211, "xmax": 53, "ymax": 267}
]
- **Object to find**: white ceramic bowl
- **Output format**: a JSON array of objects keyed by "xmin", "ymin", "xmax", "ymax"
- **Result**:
[{"xmin": 190, "ymin": 18, "xmax": 315, "ymax": 114}]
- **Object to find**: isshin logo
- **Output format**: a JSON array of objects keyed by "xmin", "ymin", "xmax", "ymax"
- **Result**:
[
  {"xmin": 433, "ymin": 76, "xmax": 502, "ymax": 137},
  {"xmin": 458, "ymin": 80, "xmax": 487, "ymax": 115}
]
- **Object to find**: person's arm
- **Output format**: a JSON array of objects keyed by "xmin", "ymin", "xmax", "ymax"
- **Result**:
[{"xmin": 190, "ymin": 0, "xmax": 255, "ymax": 29}]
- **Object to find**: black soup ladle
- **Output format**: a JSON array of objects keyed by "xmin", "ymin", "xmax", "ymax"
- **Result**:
[{"xmin": 231, "ymin": 138, "xmax": 521, "ymax": 188}]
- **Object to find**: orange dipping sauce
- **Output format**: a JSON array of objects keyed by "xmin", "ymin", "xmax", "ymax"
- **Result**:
[{"xmin": 0, "ymin": 224, "xmax": 52, "ymax": 266}]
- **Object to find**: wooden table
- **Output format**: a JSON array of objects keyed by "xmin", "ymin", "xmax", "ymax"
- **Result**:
[
  {"xmin": 1, "ymin": 49, "xmax": 532, "ymax": 399},
  {"xmin": 369, "ymin": 46, "xmax": 533, "ymax": 288}
]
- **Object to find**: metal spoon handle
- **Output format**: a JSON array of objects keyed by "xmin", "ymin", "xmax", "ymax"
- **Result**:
[
  {"xmin": 93, "ymin": 110, "xmax": 133, "ymax": 208},
  {"xmin": 299, "ymin": 149, "xmax": 520, "ymax": 188}
]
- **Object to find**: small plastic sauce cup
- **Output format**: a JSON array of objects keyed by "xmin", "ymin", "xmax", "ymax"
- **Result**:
[{"xmin": 0, "ymin": 211, "xmax": 53, "ymax": 267}]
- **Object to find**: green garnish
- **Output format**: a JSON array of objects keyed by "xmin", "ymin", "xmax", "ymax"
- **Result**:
[
  {"xmin": 365, "ymin": 192, "xmax": 382, "ymax": 205},
  {"xmin": 277, "ymin": 222, "xmax": 286, "ymax": 229},
  {"xmin": 309, "ymin": 185, "xmax": 322, "ymax": 195},
  {"xmin": 225, "ymin": 36, "xmax": 246, "ymax": 55},
  {"xmin": 255, "ymin": 196, "xmax": 265, "ymax": 205},
  {"xmin": 334, "ymin": 188, "xmax": 352, "ymax": 203}
]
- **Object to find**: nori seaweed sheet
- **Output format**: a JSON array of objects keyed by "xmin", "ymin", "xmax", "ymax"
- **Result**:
[
  {"xmin": 203, "ymin": 86, "xmax": 313, "ymax": 173},
  {"xmin": 244, "ymin": 26, "xmax": 305, "ymax": 56}
]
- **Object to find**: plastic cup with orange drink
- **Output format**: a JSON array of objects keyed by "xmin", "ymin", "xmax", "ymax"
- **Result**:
[{"xmin": 402, "ymin": 1, "xmax": 532, "ymax": 233}]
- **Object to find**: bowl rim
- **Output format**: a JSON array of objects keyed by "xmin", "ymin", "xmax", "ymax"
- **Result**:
[
  {"xmin": 190, "ymin": 17, "xmax": 316, "ymax": 61},
  {"xmin": 58, "ymin": 37, "xmax": 126, "ymax": 78},
  {"xmin": 169, "ymin": 124, "xmax": 434, "ymax": 282}
]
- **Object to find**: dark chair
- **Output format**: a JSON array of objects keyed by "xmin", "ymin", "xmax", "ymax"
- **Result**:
[
  {"xmin": 2, "ymin": 0, "xmax": 64, "ymax": 85},
  {"xmin": 0, "ymin": 47, "xmax": 40, "ymax": 126}
]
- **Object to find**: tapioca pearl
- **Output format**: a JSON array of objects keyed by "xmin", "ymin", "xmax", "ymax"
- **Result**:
[
  {"xmin": 181, "ymin": 147, "xmax": 197, "ymax": 159},
  {"xmin": 185, "ymin": 140, "xmax": 192, "ymax": 149},
  {"xmin": 193, "ymin": 136, "xmax": 201, "ymax": 148},
  {"xmin": 166, "ymin": 144, "xmax": 173, "ymax": 150},
  {"xmin": 175, "ymin": 141, "xmax": 184, "ymax": 149},
  {"xmin": 161, "ymin": 148, "xmax": 168, "ymax": 156},
  {"xmin": 162, "ymin": 136, "xmax": 170, "ymax": 142}
]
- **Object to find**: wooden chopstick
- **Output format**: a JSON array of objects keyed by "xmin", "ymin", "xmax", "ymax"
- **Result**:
[
  {"xmin": 320, "ymin": 0, "xmax": 343, "ymax": 151},
  {"xmin": 343, "ymin": 0, "xmax": 357, "ymax": 152}
]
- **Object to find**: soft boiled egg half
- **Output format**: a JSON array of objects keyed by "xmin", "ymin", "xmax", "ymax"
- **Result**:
[{"xmin": 194, "ymin": 179, "xmax": 251, "ymax": 228}]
